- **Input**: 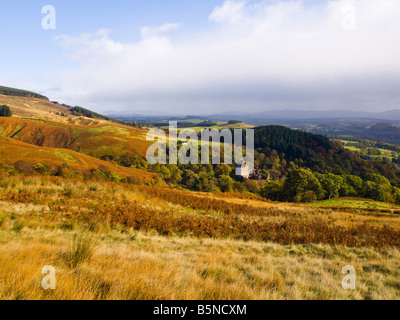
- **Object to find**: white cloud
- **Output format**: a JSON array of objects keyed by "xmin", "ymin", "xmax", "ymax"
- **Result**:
[
  {"xmin": 140, "ymin": 23, "xmax": 181, "ymax": 38},
  {"xmin": 44, "ymin": 0, "xmax": 400, "ymax": 113},
  {"xmin": 208, "ymin": 1, "xmax": 247, "ymax": 23}
]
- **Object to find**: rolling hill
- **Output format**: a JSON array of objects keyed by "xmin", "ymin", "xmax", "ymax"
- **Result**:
[
  {"xmin": 0, "ymin": 89, "xmax": 154, "ymax": 161},
  {"xmin": 0, "ymin": 86, "xmax": 49, "ymax": 100},
  {"xmin": 0, "ymin": 94, "xmax": 70, "ymax": 120},
  {"xmin": 0, "ymin": 87, "xmax": 160, "ymax": 183},
  {"xmin": 0, "ymin": 136, "xmax": 157, "ymax": 183},
  {"xmin": 0, "ymin": 117, "xmax": 151, "ymax": 159}
]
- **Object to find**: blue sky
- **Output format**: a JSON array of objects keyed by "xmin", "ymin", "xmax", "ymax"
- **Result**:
[
  {"xmin": 1, "ymin": 0, "xmax": 400, "ymax": 114},
  {"xmin": 0, "ymin": 0, "xmax": 224, "ymax": 75}
]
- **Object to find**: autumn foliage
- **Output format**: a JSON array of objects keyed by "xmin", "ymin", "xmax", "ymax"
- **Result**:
[{"xmin": 1, "ymin": 176, "xmax": 399, "ymax": 248}]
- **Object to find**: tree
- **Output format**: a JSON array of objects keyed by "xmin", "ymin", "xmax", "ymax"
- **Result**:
[
  {"xmin": 151, "ymin": 163, "xmax": 161, "ymax": 173},
  {"xmin": 0, "ymin": 105, "xmax": 12, "ymax": 117},
  {"xmin": 56, "ymin": 163, "xmax": 75, "ymax": 179},
  {"xmin": 118, "ymin": 152, "xmax": 141, "ymax": 168},
  {"xmin": 340, "ymin": 175, "xmax": 363, "ymax": 197},
  {"xmin": 261, "ymin": 180, "xmax": 284, "ymax": 201},
  {"xmin": 218, "ymin": 175, "xmax": 234, "ymax": 192},
  {"xmin": 314, "ymin": 173, "xmax": 343, "ymax": 199},
  {"xmin": 199, "ymin": 175, "xmax": 219, "ymax": 192},
  {"xmin": 391, "ymin": 187, "xmax": 400, "ymax": 205},
  {"xmin": 215, "ymin": 164, "xmax": 232, "ymax": 177},
  {"xmin": 244, "ymin": 179, "xmax": 261, "ymax": 193},
  {"xmin": 109, "ymin": 171, "xmax": 122, "ymax": 182},
  {"xmin": 363, "ymin": 172, "xmax": 393, "ymax": 201},
  {"xmin": 169, "ymin": 168, "xmax": 183, "ymax": 186},
  {"xmin": 363, "ymin": 181, "xmax": 385, "ymax": 201},
  {"xmin": 283, "ymin": 167, "xmax": 324, "ymax": 203},
  {"xmin": 160, "ymin": 165, "xmax": 171, "ymax": 177},
  {"xmin": 182, "ymin": 169, "xmax": 199, "ymax": 190},
  {"xmin": 34, "ymin": 163, "xmax": 51, "ymax": 176}
]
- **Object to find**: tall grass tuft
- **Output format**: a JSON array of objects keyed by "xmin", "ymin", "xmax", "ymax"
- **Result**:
[
  {"xmin": 12, "ymin": 220, "xmax": 25, "ymax": 233},
  {"xmin": 68, "ymin": 233, "xmax": 99, "ymax": 268}
]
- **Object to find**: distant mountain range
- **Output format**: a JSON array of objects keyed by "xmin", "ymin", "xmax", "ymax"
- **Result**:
[
  {"xmin": 2, "ymin": 84, "xmax": 399, "ymax": 123},
  {"xmin": 105, "ymin": 109, "xmax": 400, "ymax": 144},
  {"xmin": 107, "ymin": 109, "xmax": 400, "ymax": 124},
  {"xmin": 206, "ymin": 109, "xmax": 400, "ymax": 124}
]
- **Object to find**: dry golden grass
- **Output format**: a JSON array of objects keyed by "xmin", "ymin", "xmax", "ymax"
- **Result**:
[
  {"xmin": 0, "ymin": 229, "xmax": 399, "ymax": 300},
  {"xmin": 0, "ymin": 94, "xmax": 70, "ymax": 121},
  {"xmin": 0, "ymin": 176, "xmax": 399, "ymax": 300},
  {"xmin": 0, "ymin": 116, "xmax": 151, "ymax": 158},
  {"xmin": 1, "ymin": 176, "xmax": 400, "ymax": 245},
  {"xmin": 0, "ymin": 137, "xmax": 157, "ymax": 184},
  {"xmin": 0, "ymin": 93, "xmax": 152, "ymax": 162}
]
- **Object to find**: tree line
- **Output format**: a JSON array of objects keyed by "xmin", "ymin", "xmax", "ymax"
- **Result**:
[{"xmin": 0, "ymin": 86, "xmax": 48, "ymax": 100}]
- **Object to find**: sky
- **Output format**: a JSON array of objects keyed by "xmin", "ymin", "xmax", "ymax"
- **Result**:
[{"xmin": 0, "ymin": 0, "xmax": 400, "ymax": 115}]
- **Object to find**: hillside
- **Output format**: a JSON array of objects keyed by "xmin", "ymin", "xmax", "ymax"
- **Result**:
[
  {"xmin": 0, "ymin": 117, "xmax": 151, "ymax": 159},
  {"xmin": 0, "ymin": 86, "xmax": 48, "ymax": 100},
  {"xmin": 253, "ymin": 125, "xmax": 332, "ymax": 159},
  {"xmin": 0, "ymin": 136, "xmax": 157, "ymax": 184},
  {"xmin": 0, "ymin": 89, "xmax": 154, "ymax": 159},
  {"xmin": 0, "ymin": 89, "xmax": 159, "ymax": 184},
  {"xmin": 0, "ymin": 90, "xmax": 112, "ymax": 124},
  {"xmin": 0, "ymin": 94, "xmax": 70, "ymax": 120}
]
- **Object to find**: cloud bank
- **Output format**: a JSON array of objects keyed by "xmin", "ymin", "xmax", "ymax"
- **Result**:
[{"xmin": 47, "ymin": 0, "xmax": 400, "ymax": 114}]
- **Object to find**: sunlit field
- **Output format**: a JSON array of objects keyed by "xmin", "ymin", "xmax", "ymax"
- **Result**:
[{"xmin": 1, "ymin": 176, "xmax": 399, "ymax": 300}]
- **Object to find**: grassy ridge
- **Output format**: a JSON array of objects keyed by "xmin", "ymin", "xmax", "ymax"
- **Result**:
[
  {"xmin": 0, "ymin": 86, "xmax": 48, "ymax": 100},
  {"xmin": 0, "ymin": 117, "xmax": 151, "ymax": 159},
  {"xmin": 0, "ymin": 136, "xmax": 157, "ymax": 184},
  {"xmin": 0, "ymin": 94, "xmax": 69, "ymax": 119}
]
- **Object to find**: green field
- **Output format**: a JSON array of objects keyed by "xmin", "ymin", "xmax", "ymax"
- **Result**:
[
  {"xmin": 340, "ymin": 140, "xmax": 399, "ymax": 160},
  {"xmin": 309, "ymin": 198, "xmax": 400, "ymax": 210}
]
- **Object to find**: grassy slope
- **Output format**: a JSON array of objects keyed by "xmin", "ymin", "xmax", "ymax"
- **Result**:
[
  {"xmin": 0, "ymin": 112, "xmax": 151, "ymax": 159},
  {"xmin": 309, "ymin": 198, "xmax": 400, "ymax": 210},
  {"xmin": 0, "ymin": 136, "xmax": 157, "ymax": 183},
  {"xmin": 0, "ymin": 176, "xmax": 399, "ymax": 300},
  {"xmin": 0, "ymin": 94, "xmax": 161, "ymax": 184},
  {"xmin": 3, "ymin": 230, "xmax": 400, "ymax": 300},
  {"xmin": 0, "ymin": 94, "xmax": 68, "ymax": 120},
  {"xmin": 0, "ymin": 93, "xmax": 152, "ymax": 157},
  {"xmin": 0, "ymin": 86, "xmax": 48, "ymax": 100}
]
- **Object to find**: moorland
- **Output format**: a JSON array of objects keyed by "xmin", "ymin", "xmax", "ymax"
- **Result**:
[{"xmin": 0, "ymin": 86, "xmax": 400, "ymax": 300}]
